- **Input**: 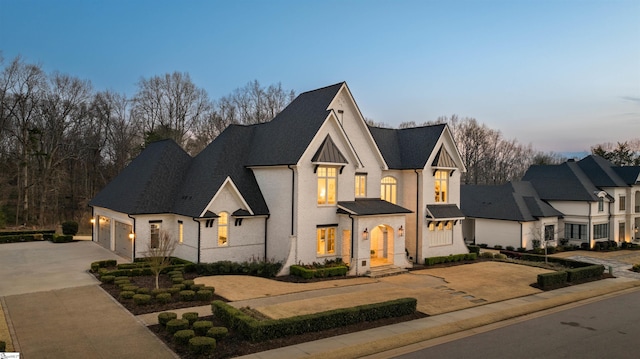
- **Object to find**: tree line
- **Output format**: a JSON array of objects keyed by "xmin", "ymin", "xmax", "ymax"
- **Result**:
[{"xmin": 0, "ymin": 54, "xmax": 294, "ymax": 228}]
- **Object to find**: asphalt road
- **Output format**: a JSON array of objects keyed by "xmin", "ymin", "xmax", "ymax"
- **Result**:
[{"xmin": 393, "ymin": 289, "xmax": 640, "ymax": 359}]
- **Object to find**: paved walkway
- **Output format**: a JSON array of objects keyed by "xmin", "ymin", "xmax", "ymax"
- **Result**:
[{"xmin": 567, "ymin": 255, "xmax": 640, "ymax": 279}]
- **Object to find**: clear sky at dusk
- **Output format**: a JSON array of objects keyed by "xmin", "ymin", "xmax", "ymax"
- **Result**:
[{"xmin": 1, "ymin": 0, "xmax": 638, "ymax": 153}]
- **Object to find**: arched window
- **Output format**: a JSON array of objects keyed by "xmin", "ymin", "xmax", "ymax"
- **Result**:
[
  {"xmin": 218, "ymin": 212, "xmax": 228, "ymax": 246},
  {"xmin": 380, "ymin": 176, "xmax": 397, "ymax": 204}
]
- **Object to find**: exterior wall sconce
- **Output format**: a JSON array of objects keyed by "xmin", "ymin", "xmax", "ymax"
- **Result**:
[
  {"xmin": 362, "ymin": 228, "xmax": 368, "ymax": 240},
  {"xmin": 398, "ymin": 225, "xmax": 404, "ymax": 237},
  {"xmin": 90, "ymin": 218, "xmax": 95, "ymax": 224},
  {"xmin": 128, "ymin": 232, "xmax": 135, "ymax": 240}
]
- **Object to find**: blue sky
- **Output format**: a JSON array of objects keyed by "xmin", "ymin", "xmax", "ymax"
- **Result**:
[{"xmin": 1, "ymin": 0, "xmax": 638, "ymax": 152}]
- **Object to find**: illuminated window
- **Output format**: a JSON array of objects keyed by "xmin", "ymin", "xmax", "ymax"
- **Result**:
[
  {"xmin": 178, "ymin": 221, "xmax": 183, "ymax": 244},
  {"xmin": 317, "ymin": 227, "xmax": 336, "ymax": 255},
  {"xmin": 435, "ymin": 170, "xmax": 448, "ymax": 203},
  {"xmin": 317, "ymin": 167, "xmax": 337, "ymax": 205},
  {"xmin": 380, "ymin": 176, "xmax": 397, "ymax": 204},
  {"xmin": 355, "ymin": 174, "xmax": 367, "ymax": 198},
  {"xmin": 218, "ymin": 212, "xmax": 228, "ymax": 246}
]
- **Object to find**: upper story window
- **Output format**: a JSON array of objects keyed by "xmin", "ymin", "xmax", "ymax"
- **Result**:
[
  {"xmin": 317, "ymin": 166, "xmax": 337, "ymax": 205},
  {"xmin": 598, "ymin": 198, "xmax": 604, "ymax": 212},
  {"xmin": 619, "ymin": 196, "xmax": 626, "ymax": 211},
  {"xmin": 218, "ymin": 212, "xmax": 228, "ymax": 246},
  {"xmin": 178, "ymin": 221, "xmax": 183, "ymax": 244},
  {"xmin": 380, "ymin": 176, "xmax": 397, "ymax": 204},
  {"xmin": 355, "ymin": 173, "xmax": 367, "ymax": 198},
  {"xmin": 434, "ymin": 170, "xmax": 448, "ymax": 203}
]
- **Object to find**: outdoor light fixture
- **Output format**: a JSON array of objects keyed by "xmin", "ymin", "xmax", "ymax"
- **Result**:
[
  {"xmin": 362, "ymin": 228, "xmax": 368, "ymax": 240},
  {"xmin": 398, "ymin": 225, "xmax": 404, "ymax": 237},
  {"xmin": 90, "ymin": 218, "xmax": 95, "ymax": 224},
  {"xmin": 128, "ymin": 232, "xmax": 135, "ymax": 240}
]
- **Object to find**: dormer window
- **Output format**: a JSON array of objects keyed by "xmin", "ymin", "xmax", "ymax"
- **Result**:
[
  {"xmin": 435, "ymin": 170, "xmax": 448, "ymax": 203},
  {"xmin": 317, "ymin": 166, "xmax": 337, "ymax": 205}
]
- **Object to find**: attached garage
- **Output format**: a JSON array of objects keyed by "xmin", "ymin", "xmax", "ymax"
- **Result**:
[
  {"xmin": 114, "ymin": 221, "xmax": 133, "ymax": 260},
  {"xmin": 97, "ymin": 216, "xmax": 111, "ymax": 250}
]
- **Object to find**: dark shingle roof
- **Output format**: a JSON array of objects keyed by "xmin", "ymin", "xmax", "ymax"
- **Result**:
[
  {"xmin": 337, "ymin": 198, "xmax": 412, "ymax": 216},
  {"xmin": 89, "ymin": 140, "xmax": 192, "ymax": 214},
  {"xmin": 522, "ymin": 162, "xmax": 599, "ymax": 201},
  {"xmin": 426, "ymin": 204, "xmax": 465, "ymax": 219},
  {"xmin": 461, "ymin": 182, "xmax": 562, "ymax": 221},
  {"xmin": 576, "ymin": 155, "xmax": 627, "ymax": 187},
  {"xmin": 172, "ymin": 125, "xmax": 269, "ymax": 217},
  {"xmin": 613, "ymin": 166, "xmax": 640, "ymax": 185},
  {"xmin": 246, "ymin": 82, "xmax": 344, "ymax": 166},
  {"xmin": 368, "ymin": 124, "xmax": 445, "ymax": 169}
]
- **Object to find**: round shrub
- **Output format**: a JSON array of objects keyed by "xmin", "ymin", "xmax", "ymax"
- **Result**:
[
  {"xmin": 156, "ymin": 292, "xmax": 172, "ymax": 304},
  {"xmin": 172, "ymin": 277, "xmax": 184, "ymax": 284},
  {"xmin": 192, "ymin": 320, "xmax": 213, "ymax": 336},
  {"xmin": 173, "ymin": 329, "xmax": 195, "ymax": 345},
  {"xmin": 100, "ymin": 275, "xmax": 115, "ymax": 284},
  {"xmin": 202, "ymin": 286, "xmax": 215, "ymax": 294},
  {"xmin": 119, "ymin": 290, "xmax": 135, "ymax": 300},
  {"xmin": 196, "ymin": 290, "xmax": 213, "ymax": 302},
  {"xmin": 166, "ymin": 319, "xmax": 189, "ymax": 334},
  {"xmin": 157, "ymin": 312, "xmax": 177, "ymax": 327},
  {"xmin": 480, "ymin": 252, "xmax": 494, "ymax": 259},
  {"xmin": 136, "ymin": 287, "xmax": 151, "ymax": 295},
  {"xmin": 182, "ymin": 279, "xmax": 195, "ymax": 287},
  {"xmin": 168, "ymin": 270, "xmax": 183, "ymax": 276},
  {"xmin": 188, "ymin": 336, "xmax": 216, "ymax": 355},
  {"xmin": 182, "ymin": 312, "xmax": 199, "ymax": 325},
  {"xmin": 122, "ymin": 285, "xmax": 139, "ymax": 292},
  {"xmin": 114, "ymin": 279, "xmax": 130, "ymax": 286},
  {"xmin": 166, "ymin": 287, "xmax": 181, "ymax": 295},
  {"xmin": 206, "ymin": 326, "xmax": 229, "ymax": 341},
  {"xmin": 493, "ymin": 253, "xmax": 507, "ymax": 260},
  {"xmin": 179, "ymin": 290, "xmax": 196, "ymax": 302},
  {"xmin": 151, "ymin": 288, "xmax": 167, "ymax": 297},
  {"xmin": 61, "ymin": 221, "xmax": 79, "ymax": 235},
  {"xmin": 190, "ymin": 283, "xmax": 205, "ymax": 291},
  {"xmin": 133, "ymin": 294, "xmax": 152, "ymax": 306},
  {"xmin": 114, "ymin": 276, "xmax": 129, "ymax": 281}
]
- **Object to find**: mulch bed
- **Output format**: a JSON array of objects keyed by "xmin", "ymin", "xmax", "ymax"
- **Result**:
[{"xmin": 149, "ymin": 312, "xmax": 427, "ymax": 359}]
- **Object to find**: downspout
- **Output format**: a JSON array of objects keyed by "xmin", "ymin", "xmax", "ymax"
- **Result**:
[
  {"xmin": 415, "ymin": 169, "xmax": 420, "ymax": 264},
  {"xmin": 608, "ymin": 199, "xmax": 613, "ymax": 243},
  {"xmin": 588, "ymin": 202, "xmax": 593, "ymax": 249},
  {"xmin": 127, "ymin": 214, "xmax": 136, "ymax": 261},
  {"xmin": 349, "ymin": 214, "xmax": 356, "ymax": 275},
  {"xmin": 192, "ymin": 217, "xmax": 201, "ymax": 263},
  {"xmin": 264, "ymin": 215, "xmax": 270, "ymax": 261},
  {"xmin": 288, "ymin": 165, "xmax": 295, "ymax": 236},
  {"xmin": 519, "ymin": 222, "xmax": 524, "ymax": 249}
]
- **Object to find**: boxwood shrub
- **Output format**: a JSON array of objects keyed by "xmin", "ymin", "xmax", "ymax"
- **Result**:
[
  {"xmin": 133, "ymin": 294, "xmax": 152, "ymax": 306},
  {"xmin": 182, "ymin": 312, "xmax": 199, "ymax": 325},
  {"xmin": 212, "ymin": 297, "xmax": 417, "ymax": 342},
  {"xmin": 289, "ymin": 265, "xmax": 348, "ymax": 279},
  {"xmin": 188, "ymin": 336, "xmax": 216, "ymax": 355},
  {"xmin": 156, "ymin": 292, "xmax": 172, "ymax": 304},
  {"xmin": 173, "ymin": 329, "xmax": 195, "ymax": 345},
  {"xmin": 537, "ymin": 271, "xmax": 568, "ymax": 290},
  {"xmin": 179, "ymin": 290, "xmax": 196, "ymax": 302},
  {"xmin": 192, "ymin": 320, "xmax": 214, "ymax": 336},
  {"xmin": 425, "ymin": 253, "xmax": 477, "ymax": 266},
  {"xmin": 566, "ymin": 265, "xmax": 605, "ymax": 282},
  {"xmin": 61, "ymin": 221, "xmax": 79, "ymax": 235},
  {"xmin": 100, "ymin": 275, "xmax": 115, "ymax": 284},
  {"xmin": 158, "ymin": 312, "xmax": 178, "ymax": 327},
  {"xmin": 166, "ymin": 319, "xmax": 189, "ymax": 334},
  {"xmin": 119, "ymin": 291, "xmax": 135, "ymax": 300},
  {"xmin": 206, "ymin": 327, "xmax": 229, "ymax": 341},
  {"xmin": 196, "ymin": 290, "xmax": 213, "ymax": 302}
]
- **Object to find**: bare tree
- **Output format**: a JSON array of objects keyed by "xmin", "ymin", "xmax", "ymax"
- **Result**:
[{"xmin": 145, "ymin": 230, "xmax": 177, "ymax": 289}]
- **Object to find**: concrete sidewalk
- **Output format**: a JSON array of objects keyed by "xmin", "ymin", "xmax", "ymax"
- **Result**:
[{"xmin": 234, "ymin": 277, "xmax": 640, "ymax": 359}]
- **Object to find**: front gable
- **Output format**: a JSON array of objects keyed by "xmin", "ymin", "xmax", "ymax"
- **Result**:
[
  {"xmin": 425, "ymin": 126, "xmax": 466, "ymax": 173},
  {"xmin": 201, "ymin": 177, "xmax": 254, "ymax": 217}
]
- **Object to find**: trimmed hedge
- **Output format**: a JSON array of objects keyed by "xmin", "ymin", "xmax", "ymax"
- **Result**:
[
  {"xmin": 133, "ymin": 294, "xmax": 152, "ymax": 305},
  {"xmin": 156, "ymin": 292, "xmax": 172, "ymax": 303},
  {"xmin": 537, "ymin": 271, "xmax": 568, "ymax": 289},
  {"xmin": 182, "ymin": 312, "xmax": 199, "ymax": 325},
  {"xmin": 179, "ymin": 290, "xmax": 196, "ymax": 301},
  {"xmin": 174, "ymin": 329, "xmax": 195, "ymax": 345},
  {"xmin": 425, "ymin": 253, "xmax": 477, "ymax": 266},
  {"xmin": 467, "ymin": 245, "xmax": 480, "ymax": 255},
  {"xmin": 566, "ymin": 265, "xmax": 605, "ymax": 282},
  {"xmin": 206, "ymin": 326, "xmax": 229, "ymax": 340},
  {"xmin": 0, "ymin": 230, "xmax": 55, "ymax": 243},
  {"xmin": 188, "ymin": 336, "xmax": 216, "ymax": 355},
  {"xmin": 61, "ymin": 221, "xmax": 79, "ymax": 236},
  {"xmin": 166, "ymin": 319, "xmax": 190, "ymax": 334},
  {"xmin": 196, "ymin": 290, "xmax": 213, "ymax": 301},
  {"xmin": 158, "ymin": 312, "xmax": 178, "ymax": 327},
  {"xmin": 499, "ymin": 251, "xmax": 594, "ymax": 268},
  {"xmin": 193, "ymin": 260, "xmax": 282, "ymax": 278},
  {"xmin": 289, "ymin": 265, "xmax": 349, "ymax": 279},
  {"xmin": 193, "ymin": 320, "xmax": 214, "ymax": 336},
  {"xmin": 211, "ymin": 297, "xmax": 417, "ymax": 342},
  {"xmin": 51, "ymin": 234, "xmax": 74, "ymax": 243}
]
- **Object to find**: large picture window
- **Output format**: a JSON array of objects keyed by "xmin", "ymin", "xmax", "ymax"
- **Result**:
[
  {"xmin": 317, "ymin": 227, "xmax": 336, "ymax": 255},
  {"xmin": 218, "ymin": 212, "xmax": 229, "ymax": 246},
  {"xmin": 565, "ymin": 223, "xmax": 587, "ymax": 240},
  {"xmin": 317, "ymin": 167, "xmax": 337, "ymax": 205},
  {"xmin": 593, "ymin": 223, "xmax": 609, "ymax": 239},
  {"xmin": 434, "ymin": 170, "xmax": 448, "ymax": 203},
  {"xmin": 380, "ymin": 176, "xmax": 397, "ymax": 204}
]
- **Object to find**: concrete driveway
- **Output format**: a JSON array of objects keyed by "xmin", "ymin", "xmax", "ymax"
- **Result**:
[{"xmin": 0, "ymin": 240, "xmax": 176, "ymax": 358}]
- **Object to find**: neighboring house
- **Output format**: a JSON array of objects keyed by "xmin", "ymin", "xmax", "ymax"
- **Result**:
[
  {"xmin": 89, "ymin": 82, "xmax": 468, "ymax": 276},
  {"xmin": 460, "ymin": 182, "xmax": 563, "ymax": 250},
  {"xmin": 522, "ymin": 155, "xmax": 640, "ymax": 248}
]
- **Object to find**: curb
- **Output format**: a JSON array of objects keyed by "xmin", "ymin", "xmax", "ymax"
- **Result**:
[{"xmin": 304, "ymin": 280, "xmax": 640, "ymax": 359}]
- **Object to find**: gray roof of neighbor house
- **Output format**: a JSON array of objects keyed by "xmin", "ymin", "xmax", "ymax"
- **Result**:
[
  {"xmin": 522, "ymin": 155, "xmax": 639, "ymax": 202},
  {"xmin": 461, "ymin": 181, "xmax": 563, "ymax": 222},
  {"xmin": 368, "ymin": 124, "xmax": 446, "ymax": 169},
  {"xmin": 337, "ymin": 198, "xmax": 413, "ymax": 216},
  {"xmin": 89, "ymin": 140, "xmax": 192, "ymax": 214}
]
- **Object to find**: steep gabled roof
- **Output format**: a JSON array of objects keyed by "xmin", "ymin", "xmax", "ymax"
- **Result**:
[
  {"xmin": 577, "ymin": 155, "xmax": 627, "ymax": 187},
  {"xmin": 246, "ymin": 82, "xmax": 344, "ymax": 166},
  {"xmin": 522, "ymin": 161, "xmax": 599, "ymax": 201},
  {"xmin": 461, "ymin": 182, "xmax": 562, "ymax": 221},
  {"xmin": 613, "ymin": 166, "xmax": 640, "ymax": 185},
  {"xmin": 172, "ymin": 125, "xmax": 269, "ymax": 217},
  {"xmin": 89, "ymin": 140, "xmax": 191, "ymax": 214},
  {"xmin": 368, "ymin": 124, "xmax": 446, "ymax": 169}
]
